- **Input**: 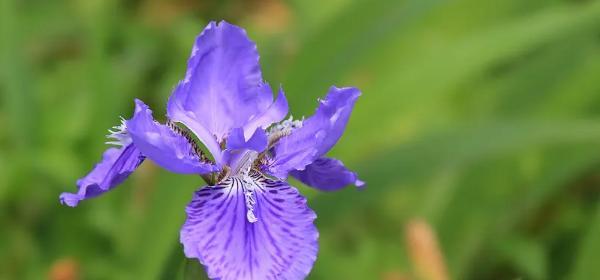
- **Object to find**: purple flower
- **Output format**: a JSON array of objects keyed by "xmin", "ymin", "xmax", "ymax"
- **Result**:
[{"xmin": 61, "ymin": 21, "xmax": 363, "ymax": 279}]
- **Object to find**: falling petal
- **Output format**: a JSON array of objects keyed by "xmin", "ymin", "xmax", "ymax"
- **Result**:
[
  {"xmin": 60, "ymin": 144, "xmax": 144, "ymax": 207},
  {"xmin": 290, "ymin": 157, "xmax": 364, "ymax": 191},
  {"xmin": 180, "ymin": 173, "xmax": 318, "ymax": 280}
]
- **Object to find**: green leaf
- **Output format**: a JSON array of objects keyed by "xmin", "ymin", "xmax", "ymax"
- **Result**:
[{"xmin": 568, "ymin": 207, "xmax": 600, "ymax": 280}]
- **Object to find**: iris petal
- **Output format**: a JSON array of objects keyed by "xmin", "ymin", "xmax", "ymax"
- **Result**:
[
  {"xmin": 167, "ymin": 21, "xmax": 282, "ymax": 161},
  {"xmin": 227, "ymin": 127, "xmax": 268, "ymax": 152},
  {"xmin": 243, "ymin": 86, "xmax": 288, "ymax": 139},
  {"xmin": 269, "ymin": 86, "xmax": 361, "ymax": 178},
  {"xmin": 127, "ymin": 99, "xmax": 218, "ymax": 174},
  {"xmin": 167, "ymin": 93, "xmax": 223, "ymax": 163},
  {"xmin": 180, "ymin": 173, "xmax": 318, "ymax": 280},
  {"xmin": 60, "ymin": 144, "xmax": 144, "ymax": 207},
  {"xmin": 290, "ymin": 157, "xmax": 364, "ymax": 191}
]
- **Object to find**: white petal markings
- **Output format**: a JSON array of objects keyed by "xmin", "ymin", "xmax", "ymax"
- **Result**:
[{"xmin": 180, "ymin": 172, "xmax": 319, "ymax": 279}]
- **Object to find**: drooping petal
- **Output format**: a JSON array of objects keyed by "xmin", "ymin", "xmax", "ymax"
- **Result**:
[
  {"xmin": 180, "ymin": 173, "xmax": 318, "ymax": 280},
  {"xmin": 60, "ymin": 144, "xmax": 144, "ymax": 207},
  {"xmin": 269, "ymin": 86, "xmax": 361, "ymax": 178},
  {"xmin": 167, "ymin": 21, "xmax": 274, "ymax": 146},
  {"xmin": 127, "ymin": 99, "xmax": 218, "ymax": 174},
  {"xmin": 290, "ymin": 157, "xmax": 364, "ymax": 191}
]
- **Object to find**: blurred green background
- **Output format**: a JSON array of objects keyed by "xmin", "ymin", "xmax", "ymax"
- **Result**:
[{"xmin": 2, "ymin": 0, "xmax": 600, "ymax": 279}]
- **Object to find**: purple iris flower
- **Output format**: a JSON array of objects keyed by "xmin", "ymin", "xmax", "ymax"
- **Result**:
[{"xmin": 60, "ymin": 21, "xmax": 363, "ymax": 279}]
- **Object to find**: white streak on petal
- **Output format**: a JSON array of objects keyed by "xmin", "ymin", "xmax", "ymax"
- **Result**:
[{"xmin": 180, "ymin": 172, "xmax": 318, "ymax": 280}]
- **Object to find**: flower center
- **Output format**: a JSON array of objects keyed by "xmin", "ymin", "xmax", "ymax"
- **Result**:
[
  {"xmin": 232, "ymin": 150, "xmax": 258, "ymax": 176},
  {"xmin": 165, "ymin": 117, "xmax": 305, "ymax": 186}
]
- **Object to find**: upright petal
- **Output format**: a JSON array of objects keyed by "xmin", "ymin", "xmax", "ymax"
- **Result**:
[
  {"xmin": 127, "ymin": 99, "xmax": 218, "ymax": 174},
  {"xmin": 180, "ymin": 173, "xmax": 318, "ymax": 280},
  {"xmin": 290, "ymin": 157, "xmax": 364, "ymax": 192},
  {"xmin": 167, "ymin": 21, "xmax": 274, "ymax": 144},
  {"xmin": 269, "ymin": 86, "xmax": 361, "ymax": 178},
  {"xmin": 60, "ymin": 144, "xmax": 144, "ymax": 207},
  {"xmin": 223, "ymin": 128, "xmax": 269, "ymax": 173},
  {"xmin": 243, "ymin": 86, "xmax": 288, "ymax": 139},
  {"xmin": 227, "ymin": 127, "xmax": 268, "ymax": 153},
  {"xmin": 167, "ymin": 92, "xmax": 223, "ymax": 163}
]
